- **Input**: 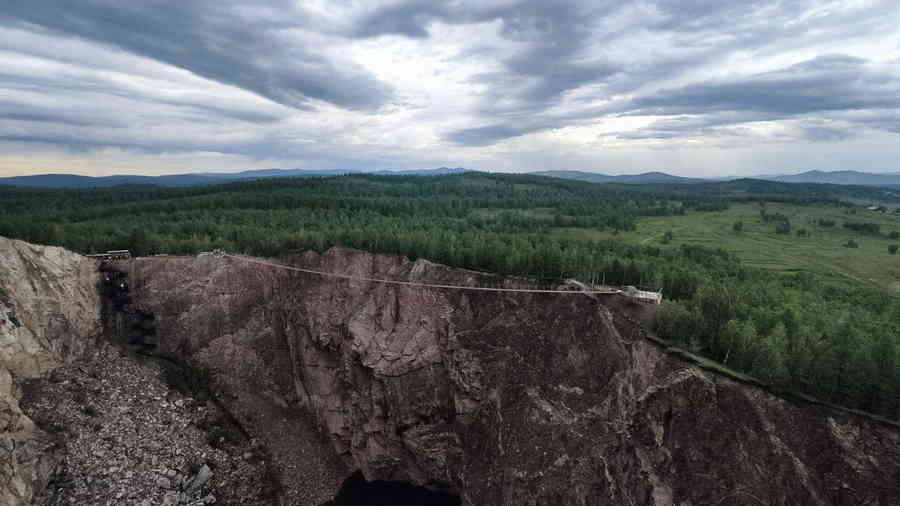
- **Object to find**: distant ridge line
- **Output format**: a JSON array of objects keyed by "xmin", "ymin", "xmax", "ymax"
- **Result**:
[
  {"xmin": 0, "ymin": 167, "xmax": 472, "ymax": 189},
  {"xmin": 531, "ymin": 169, "xmax": 900, "ymax": 187},
  {"xmin": 3, "ymin": 167, "xmax": 900, "ymax": 189}
]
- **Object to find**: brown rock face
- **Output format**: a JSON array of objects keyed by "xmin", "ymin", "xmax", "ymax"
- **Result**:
[
  {"xmin": 0, "ymin": 237, "xmax": 101, "ymax": 505},
  {"xmin": 128, "ymin": 247, "xmax": 900, "ymax": 505}
]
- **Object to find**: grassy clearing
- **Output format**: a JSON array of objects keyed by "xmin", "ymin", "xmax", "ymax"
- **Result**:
[
  {"xmin": 553, "ymin": 202, "xmax": 900, "ymax": 292},
  {"xmin": 472, "ymin": 207, "xmax": 558, "ymax": 218}
]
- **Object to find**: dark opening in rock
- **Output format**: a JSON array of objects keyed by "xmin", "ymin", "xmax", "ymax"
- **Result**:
[{"xmin": 322, "ymin": 471, "xmax": 460, "ymax": 506}]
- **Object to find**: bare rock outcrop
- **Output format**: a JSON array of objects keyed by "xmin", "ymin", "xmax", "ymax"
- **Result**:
[
  {"xmin": 128, "ymin": 247, "xmax": 900, "ymax": 505},
  {"xmin": 0, "ymin": 237, "xmax": 101, "ymax": 505},
  {"xmin": 1, "ymin": 237, "xmax": 279, "ymax": 505}
]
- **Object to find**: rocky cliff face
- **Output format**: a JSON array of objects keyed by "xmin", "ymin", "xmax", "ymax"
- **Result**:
[
  {"xmin": 4, "ymin": 239, "xmax": 897, "ymax": 505},
  {"xmin": 0, "ymin": 237, "xmax": 101, "ymax": 505},
  {"xmin": 1, "ymin": 238, "xmax": 280, "ymax": 506},
  {"xmin": 127, "ymin": 247, "xmax": 900, "ymax": 505}
]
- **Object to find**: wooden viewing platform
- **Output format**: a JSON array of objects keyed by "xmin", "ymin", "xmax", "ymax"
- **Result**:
[{"xmin": 86, "ymin": 250, "xmax": 132, "ymax": 261}]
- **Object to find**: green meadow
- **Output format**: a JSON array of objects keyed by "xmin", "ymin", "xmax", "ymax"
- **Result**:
[{"xmin": 555, "ymin": 202, "xmax": 900, "ymax": 292}]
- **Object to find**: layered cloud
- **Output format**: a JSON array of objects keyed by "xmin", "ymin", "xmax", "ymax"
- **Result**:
[
  {"xmin": 0, "ymin": 1, "xmax": 392, "ymax": 110},
  {"xmin": 1, "ymin": 0, "xmax": 900, "ymax": 176}
]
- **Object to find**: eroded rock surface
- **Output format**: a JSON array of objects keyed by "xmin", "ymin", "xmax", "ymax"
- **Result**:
[
  {"xmin": 0, "ymin": 237, "xmax": 100, "ymax": 505},
  {"xmin": 1, "ymin": 237, "xmax": 278, "ymax": 506},
  {"xmin": 21, "ymin": 342, "xmax": 273, "ymax": 506},
  {"xmin": 128, "ymin": 247, "xmax": 900, "ymax": 505}
]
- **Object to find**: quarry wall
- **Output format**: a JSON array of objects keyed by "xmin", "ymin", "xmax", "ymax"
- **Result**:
[
  {"xmin": 126, "ymin": 247, "xmax": 900, "ymax": 505},
  {"xmin": 0, "ymin": 237, "xmax": 101, "ymax": 505},
  {"xmin": 3, "ymin": 236, "xmax": 900, "ymax": 505}
]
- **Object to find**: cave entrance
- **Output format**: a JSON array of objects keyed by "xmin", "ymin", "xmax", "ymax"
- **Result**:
[{"xmin": 322, "ymin": 471, "xmax": 461, "ymax": 506}]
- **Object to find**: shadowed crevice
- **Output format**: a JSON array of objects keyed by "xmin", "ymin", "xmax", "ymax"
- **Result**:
[{"xmin": 322, "ymin": 471, "xmax": 461, "ymax": 506}]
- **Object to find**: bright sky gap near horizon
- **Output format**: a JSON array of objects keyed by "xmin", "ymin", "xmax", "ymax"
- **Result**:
[{"xmin": 1, "ymin": 1, "xmax": 900, "ymax": 178}]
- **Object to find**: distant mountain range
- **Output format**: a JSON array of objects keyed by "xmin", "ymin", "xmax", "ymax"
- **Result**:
[
  {"xmin": 3, "ymin": 167, "xmax": 900, "ymax": 189},
  {"xmin": 532, "ymin": 169, "xmax": 900, "ymax": 188},
  {"xmin": 755, "ymin": 170, "xmax": 900, "ymax": 186},
  {"xmin": 530, "ymin": 170, "xmax": 708, "ymax": 184},
  {"xmin": 0, "ymin": 167, "xmax": 470, "ymax": 188}
]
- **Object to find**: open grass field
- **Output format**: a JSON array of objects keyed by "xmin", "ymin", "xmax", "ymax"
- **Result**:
[{"xmin": 554, "ymin": 202, "xmax": 900, "ymax": 292}]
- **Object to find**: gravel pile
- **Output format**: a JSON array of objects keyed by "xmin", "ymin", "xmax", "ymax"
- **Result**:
[{"xmin": 20, "ymin": 343, "xmax": 278, "ymax": 505}]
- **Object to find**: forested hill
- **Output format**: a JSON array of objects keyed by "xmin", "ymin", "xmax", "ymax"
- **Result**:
[
  {"xmin": 534, "ymin": 169, "xmax": 900, "ymax": 189},
  {"xmin": 530, "ymin": 170, "xmax": 707, "ymax": 184},
  {"xmin": 0, "ymin": 167, "xmax": 470, "ymax": 188},
  {"xmin": 1, "ymin": 172, "xmax": 899, "ymax": 421},
  {"xmin": 636, "ymin": 178, "xmax": 900, "ymax": 203},
  {"xmin": 767, "ymin": 170, "xmax": 900, "ymax": 186},
  {"xmin": 0, "ymin": 171, "xmax": 895, "ymax": 263},
  {"xmin": 0, "ymin": 172, "xmax": 690, "ymax": 262}
]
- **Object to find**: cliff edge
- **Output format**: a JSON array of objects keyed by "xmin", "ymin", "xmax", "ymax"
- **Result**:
[
  {"xmin": 0, "ymin": 237, "xmax": 101, "ymax": 505},
  {"xmin": 126, "ymin": 247, "xmax": 900, "ymax": 505}
]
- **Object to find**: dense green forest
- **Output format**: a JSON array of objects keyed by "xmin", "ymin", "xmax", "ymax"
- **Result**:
[
  {"xmin": 636, "ymin": 178, "xmax": 900, "ymax": 204},
  {"xmin": 0, "ymin": 173, "xmax": 695, "ymax": 278},
  {"xmin": 1, "ymin": 173, "xmax": 898, "ymax": 420}
]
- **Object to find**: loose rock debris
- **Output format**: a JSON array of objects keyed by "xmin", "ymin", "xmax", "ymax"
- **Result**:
[{"xmin": 20, "ymin": 343, "xmax": 277, "ymax": 506}]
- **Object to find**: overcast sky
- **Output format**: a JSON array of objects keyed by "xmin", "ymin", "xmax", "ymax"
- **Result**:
[{"xmin": 2, "ymin": 0, "xmax": 900, "ymax": 177}]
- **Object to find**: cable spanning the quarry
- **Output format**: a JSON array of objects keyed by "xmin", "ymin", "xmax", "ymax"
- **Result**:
[
  {"xmin": 111, "ymin": 252, "xmax": 900, "ymax": 430},
  {"xmin": 221, "ymin": 253, "xmax": 632, "ymax": 296}
]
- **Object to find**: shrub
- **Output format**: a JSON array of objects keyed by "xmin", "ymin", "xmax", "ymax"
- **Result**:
[
  {"xmin": 761, "ymin": 211, "xmax": 788, "ymax": 223},
  {"xmin": 796, "ymin": 228, "xmax": 808, "ymax": 237},
  {"xmin": 732, "ymin": 221, "xmax": 743, "ymax": 232},
  {"xmin": 843, "ymin": 221, "xmax": 880, "ymax": 234},
  {"xmin": 844, "ymin": 239, "xmax": 859, "ymax": 248},
  {"xmin": 888, "ymin": 231, "xmax": 900, "ymax": 240},
  {"xmin": 890, "ymin": 244, "xmax": 899, "ymax": 255}
]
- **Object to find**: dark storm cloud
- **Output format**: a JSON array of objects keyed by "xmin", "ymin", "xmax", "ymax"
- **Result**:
[
  {"xmin": 351, "ymin": 0, "xmax": 450, "ymax": 39},
  {"xmin": 162, "ymin": 102, "xmax": 284, "ymax": 125},
  {"xmin": 0, "ymin": 127, "xmax": 288, "ymax": 157},
  {"xmin": 449, "ymin": 53, "xmax": 900, "ymax": 145},
  {"xmin": 0, "ymin": 70, "xmax": 286, "ymax": 126},
  {"xmin": 0, "ymin": 114, "xmax": 372, "ymax": 166},
  {"xmin": 0, "ymin": 134, "xmax": 132, "ymax": 152},
  {"xmin": 612, "ymin": 115, "xmax": 863, "ymax": 143},
  {"xmin": 623, "ymin": 56, "xmax": 900, "ymax": 117},
  {"xmin": 385, "ymin": 0, "xmax": 899, "ymax": 146},
  {"xmin": 845, "ymin": 112, "xmax": 900, "ymax": 134},
  {"xmin": 605, "ymin": 55, "xmax": 900, "ymax": 141},
  {"xmin": 0, "ymin": 100, "xmax": 126, "ymax": 128},
  {"xmin": 799, "ymin": 122, "xmax": 858, "ymax": 142},
  {"xmin": 0, "ymin": 1, "xmax": 393, "ymax": 111},
  {"xmin": 444, "ymin": 124, "xmax": 533, "ymax": 147},
  {"xmin": 476, "ymin": 0, "xmax": 623, "ymax": 112}
]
